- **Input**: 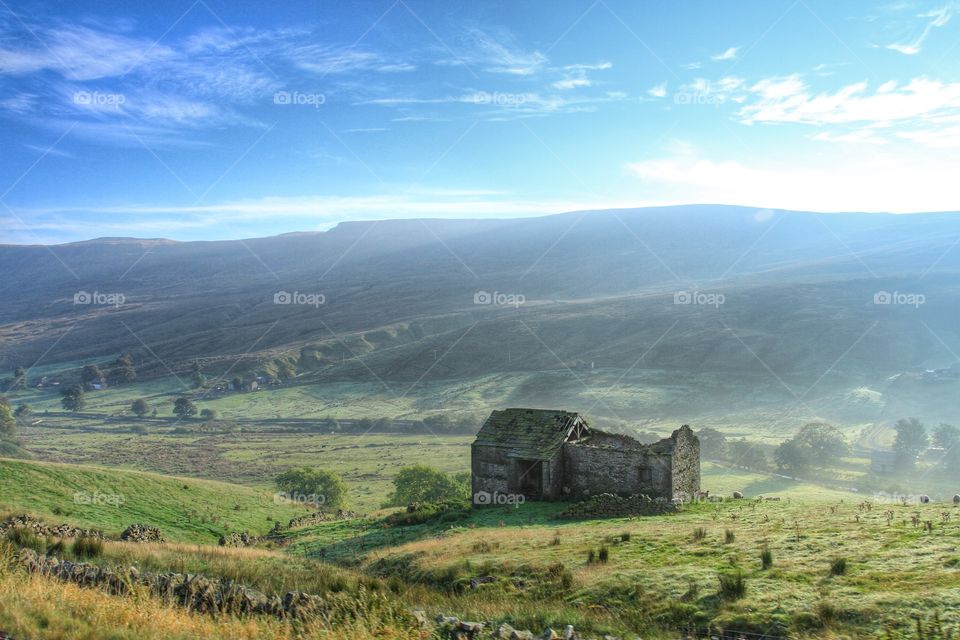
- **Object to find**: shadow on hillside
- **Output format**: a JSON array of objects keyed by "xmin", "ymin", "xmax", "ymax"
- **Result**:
[{"xmin": 298, "ymin": 502, "xmax": 568, "ymax": 562}]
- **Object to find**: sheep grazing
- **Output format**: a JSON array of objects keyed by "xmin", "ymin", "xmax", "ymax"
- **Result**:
[
  {"xmin": 953, "ymin": 494, "xmax": 959, "ymax": 505},
  {"xmin": 732, "ymin": 491, "xmax": 744, "ymax": 499},
  {"xmin": 919, "ymin": 495, "xmax": 930, "ymax": 504}
]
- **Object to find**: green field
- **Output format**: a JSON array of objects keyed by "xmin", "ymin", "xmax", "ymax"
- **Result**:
[{"xmin": 0, "ymin": 458, "xmax": 302, "ymax": 543}]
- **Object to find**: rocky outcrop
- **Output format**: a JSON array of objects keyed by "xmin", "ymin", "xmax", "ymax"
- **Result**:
[
  {"xmin": 559, "ymin": 493, "xmax": 676, "ymax": 519},
  {"xmin": 120, "ymin": 524, "xmax": 164, "ymax": 543},
  {"xmin": 0, "ymin": 514, "xmax": 104, "ymax": 539}
]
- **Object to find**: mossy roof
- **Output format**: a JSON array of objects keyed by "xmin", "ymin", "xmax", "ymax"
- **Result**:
[{"xmin": 472, "ymin": 408, "xmax": 585, "ymax": 460}]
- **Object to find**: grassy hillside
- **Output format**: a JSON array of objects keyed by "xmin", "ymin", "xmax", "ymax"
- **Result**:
[{"xmin": 0, "ymin": 458, "xmax": 302, "ymax": 543}]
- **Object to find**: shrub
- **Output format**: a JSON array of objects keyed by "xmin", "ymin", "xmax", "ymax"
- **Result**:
[
  {"xmin": 693, "ymin": 527, "xmax": 707, "ymax": 541},
  {"xmin": 830, "ymin": 557, "xmax": 847, "ymax": 576},
  {"xmin": 5, "ymin": 527, "xmax": 41, "ymax": 552},
  {"xmin": 551, "ymin": 533, "xmax": 561, "ymax": 546},
  {"xmin": 724, "ymin": 529, "xmax": 735, "ymax": 543},
  {"xmin": 718, "ymin": 570, "xmax": 747, "ymax": 600},
  {"xmin": 72, "ymin": 536, "xmax": 104, "ymax": 559},
  {"xmin": 587, "ymin": 549, "xmax": 596, "ymax": 564},
  {"xmin": 761, "ymin": 547, "xmax": 773, "ymax": 570},
  {"xmin": 598, "ymin": 545, "xmax": 609, "ymax": 564},
  {"xmin": 620, "ymin": 531, "xmax": 631, "ymax": 542}
]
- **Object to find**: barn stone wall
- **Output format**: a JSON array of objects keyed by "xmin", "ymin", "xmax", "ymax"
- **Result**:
[
  {"xmin": 562, "ymin": 435, "xmax": 673, "ymax": 500},
  {"xmin": 471, "ymin": 444, "xmax": 510, "ymax": 500},
  {"xmin": 670, "ymin": 425, "xmax": 701, "ymax": 501}
]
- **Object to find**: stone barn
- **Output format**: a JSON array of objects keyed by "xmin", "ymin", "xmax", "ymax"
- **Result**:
[{"xmin": 471, "ymin": 408, "xmax": 699, "ymax": 505}]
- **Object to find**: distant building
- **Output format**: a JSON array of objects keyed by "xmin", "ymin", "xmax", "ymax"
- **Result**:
[{"xmin": 470, "ymin": 408, "xmax": 700, "ymax": 504}]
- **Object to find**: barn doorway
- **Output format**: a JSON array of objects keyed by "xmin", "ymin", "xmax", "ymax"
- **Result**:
[{"xmin": 517, "ymin": 459, "xmax": 543, "ymax": 499}]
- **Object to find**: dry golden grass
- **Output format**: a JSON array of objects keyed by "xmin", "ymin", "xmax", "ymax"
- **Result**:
[{"xmin": 0, "ymin": 570, "xmax": 424, "ymax": 640}]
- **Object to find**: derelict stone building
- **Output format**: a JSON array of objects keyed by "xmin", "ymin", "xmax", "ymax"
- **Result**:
[{"xmin": 471, "ymin": 408, "xmax": 699, "ymax": 504}]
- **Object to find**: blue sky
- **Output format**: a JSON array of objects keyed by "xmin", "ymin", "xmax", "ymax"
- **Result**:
[{"xmin": 2, "ymin": 0, "xmax": 960, "ymax": 243}]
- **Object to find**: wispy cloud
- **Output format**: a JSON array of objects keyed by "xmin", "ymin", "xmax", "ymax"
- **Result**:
[
  {"xmin": 711, "ymin": 46, "xmax": 739, "ymax": 61},
  {"xmin": 886, "ymin": 5, "xmax": 952, "ymax": 55},
  {"xmin": 737, "ymin": 76, "xmax": 960, "ymax": 131}
]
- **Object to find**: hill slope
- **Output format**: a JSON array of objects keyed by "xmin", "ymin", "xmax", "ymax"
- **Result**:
[{"xmin": 0, "ymin": 458, "xmax": 300, "ymax": 543}]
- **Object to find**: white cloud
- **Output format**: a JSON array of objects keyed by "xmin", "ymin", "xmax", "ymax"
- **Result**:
[
  {"xmin": 711, "ymin": 46, "xmax": 739, "ymax": 61},
  {"xmin": 626, "ymin": 149, "xmax": 960, "ymax": 212},
  {"xmin": 887, "ymin": 5, "xmax": 952, "ymax": 55},
  {"xmin": 738, "ymin": 76, "xmax": 960, "ymax": 127},
  {"xmin": 552, "ymin": 76, "xmax": 591, "ymax": 90},
  {"xmin": 647, "ymin": 83, "xmax": 667, "ymax": 98}
]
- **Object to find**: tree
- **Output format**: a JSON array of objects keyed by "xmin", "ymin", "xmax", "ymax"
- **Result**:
[
  {"xmin": 0, "ymin": 403, "xmax": 14, "ymax": 438},
  {"xmin": 893, "ymin": 418, "xmax": 928, "ymax": 469},
  {"xmin": 131, "ymin": 398, "xmax": 150, "ymax": 418},
  {"xmin": 729, "ymin": 438, "xmax": 768, "ymax": 470},
  {"xmin": 385, "ymin": 465, "xmax": 470, "ymax": 507},
  {"xmin": 932, "ymin": 423, "xmax": 960, "ymax": 449},
  {"xmin": 81, "ymin": 364, "xmax": 105, "ymax": 388},
  {"xmin": 173, "ymin": 397, "xmax": 198, "ymax": 419},
  {"xmin": 231, "ymin": 377, "xmax": 243, "ymax": 391},
  {"xmin": 188, "ymin": 371, "xmax": 205, "ymax": 389},
  {"xmin": 200, "ymin": 408, "xmax": 218, "ymax": 421},
  {"xmin": 109, "ymin": 354, "xmax": 136, "ymax": 385},
  {"xmin": 8, "ymin": 366, "xmax": 26, "ymax": 391},
  {"xmin": 275, "ymin": 468, "xmax": 347, "ymax": 509},
  {"xmin": 60, "ymin": 385, "xmax": 86, "ymax": 412},
  {"xmin": 696, "ymin": 427, "xmax": 728, "ymax": 460},
  {"xmin": 14, "ymin": 404, "xmax": 31, "ymax": 419},
  {"xmin": 932, "ymin": 423, "xmax": 960, "ymax": 472},
  {"xmin": 795, "ymin": 422, "xmax": 849, "ymax": 466},
  {"xmin": 774, "ymin": 438, "xmax": 812, "ymax": 472}
]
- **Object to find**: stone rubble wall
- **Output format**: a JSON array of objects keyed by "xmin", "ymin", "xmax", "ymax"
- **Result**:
[
  {"xmin": 559, "ymin": 493, "xmax": 677, "ymax": 519},
  {"xmin": 14, "ymin": 548, "xmax": 325, "ymax": 619},
  {"xmin": 0, "ymin": 514, "xmax": 104, "ymax": 539}
]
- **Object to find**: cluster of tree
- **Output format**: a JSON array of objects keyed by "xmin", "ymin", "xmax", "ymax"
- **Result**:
[
  {"xmin": 695, "ymin": 428, "xmax": 769, "ymax": 470},
  {"xmin": 334, "ymin": 415, "xmax": 479, "ymax": 435},
  {"xmin": 892, "ymin": 418, "xmax": 958, "ymax": 472},
  {"xmin": 270, "ymin": 464, "xmax": 469, "ymax": 513},
  {"xmin": 774, "ymin": 422, "xmax": 849, "ymax": 472}
]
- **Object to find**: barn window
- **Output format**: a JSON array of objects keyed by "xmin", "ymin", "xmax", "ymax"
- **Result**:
[{"xmin": 638, "ymin": 466, "xmax": 653, "ymax": 483}]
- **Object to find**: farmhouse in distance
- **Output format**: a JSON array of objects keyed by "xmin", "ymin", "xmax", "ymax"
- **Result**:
[{"xmin": 471, "ymin": 408, "xmax": 700, "ymax": 504}]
